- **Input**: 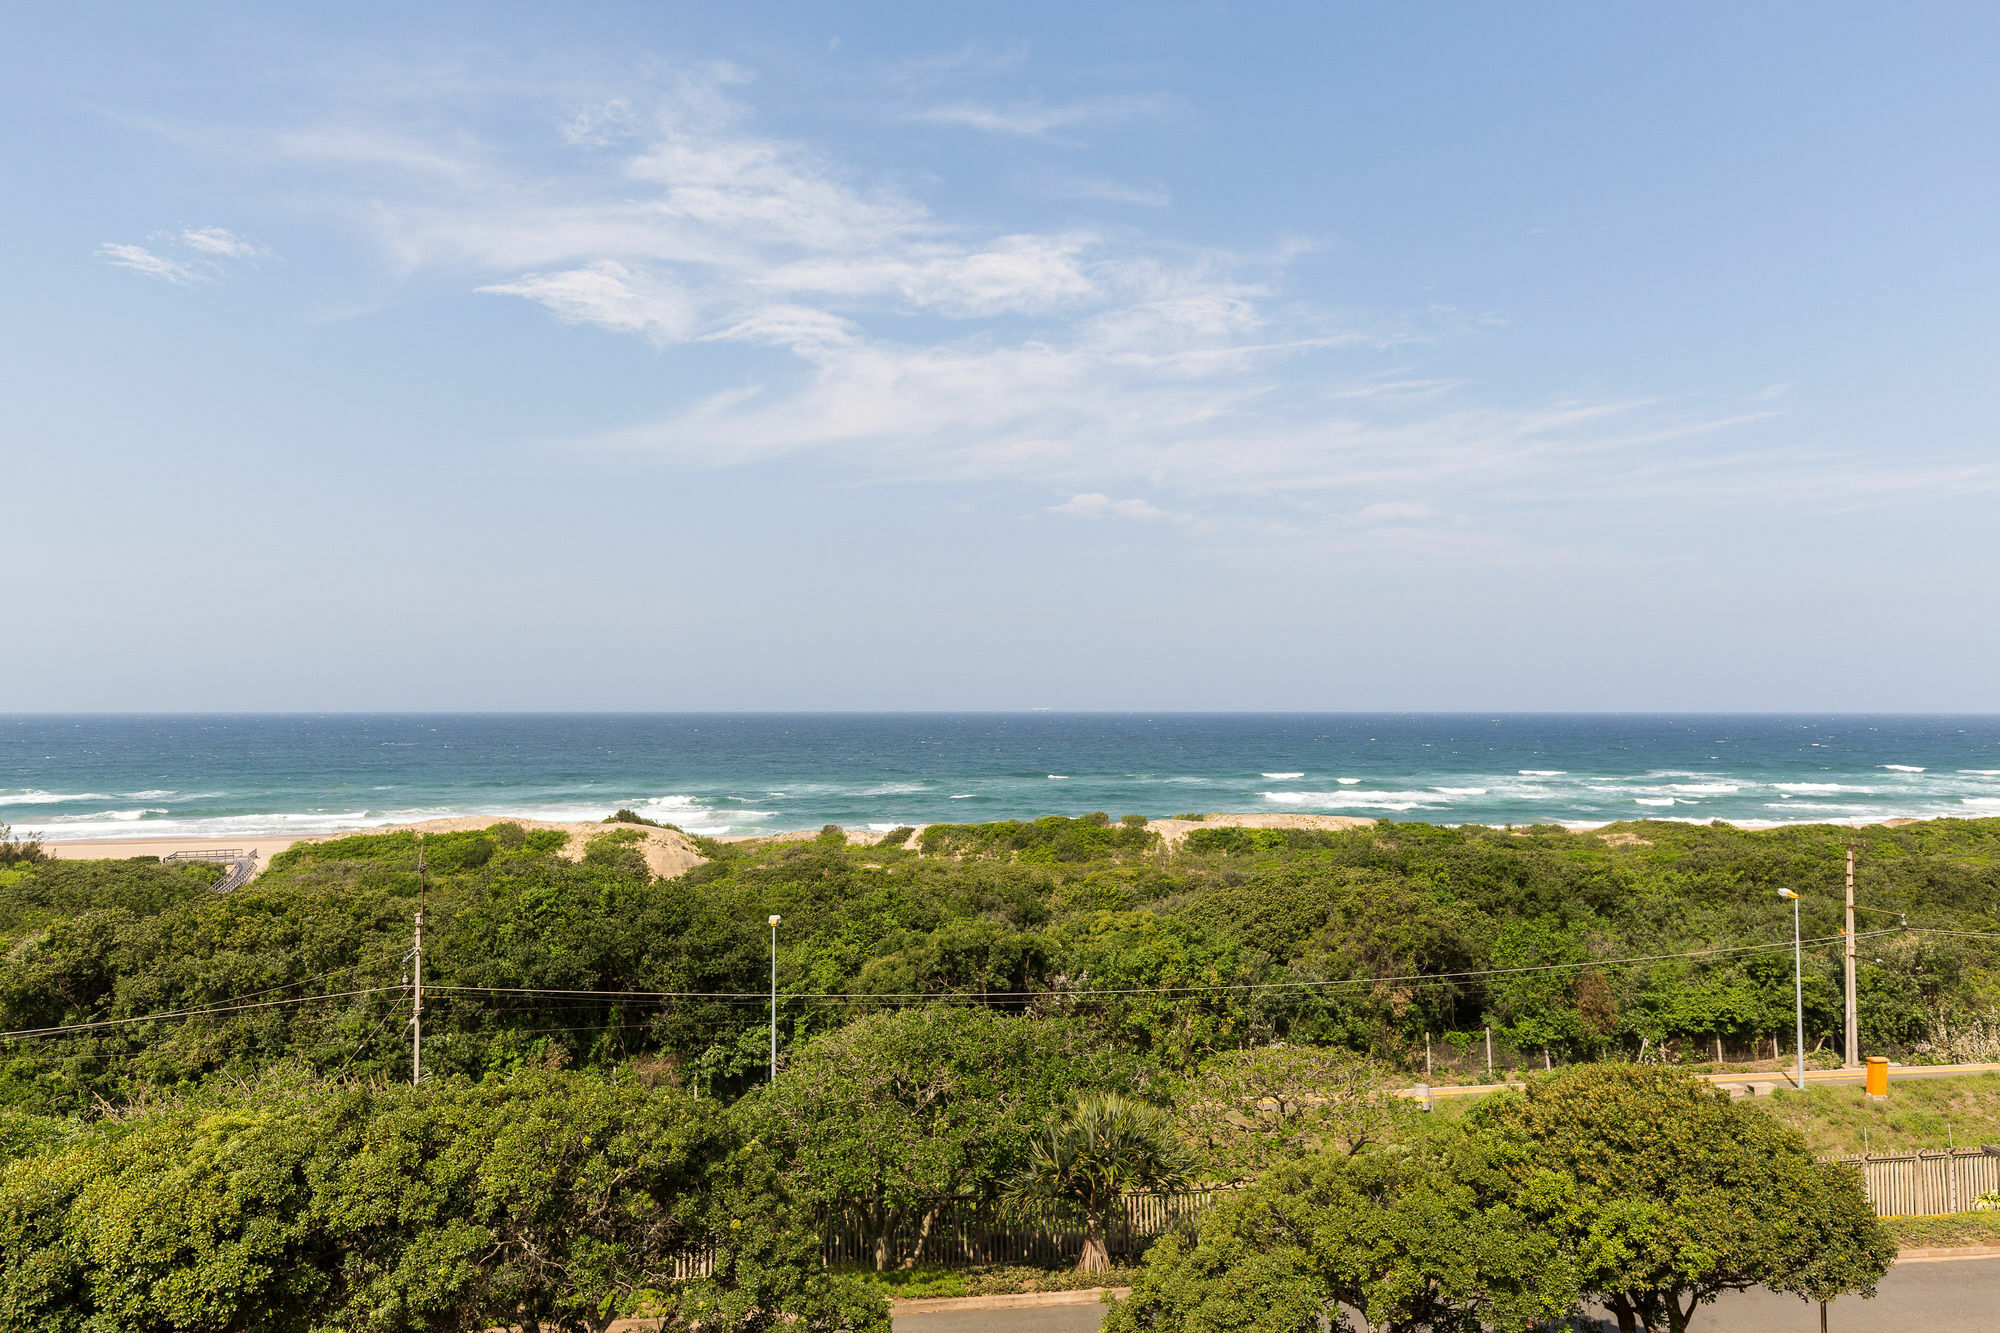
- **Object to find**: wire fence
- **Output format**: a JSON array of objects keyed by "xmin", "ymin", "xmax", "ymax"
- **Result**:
[{"xmin": 1411, "ymin": 1030, "xmax": 1830, "ymax": 1082}]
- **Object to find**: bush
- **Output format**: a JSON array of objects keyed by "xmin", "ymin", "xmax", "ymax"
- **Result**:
[
  {"xmin": 0, "ymin": 824, "xmax": 46, "ymax": 866},
  {"xmin": 605, "ymin": 808, "xmax": 672, "ymax": 829}
]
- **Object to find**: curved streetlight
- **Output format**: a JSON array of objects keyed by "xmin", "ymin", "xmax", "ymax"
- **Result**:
[
  {"xmin": 1778, "ymin": 889, "xmax": 1805, "ymax": 1090},
  {"xmin": 768, "ymin": 914, "xmax": 782, "ymax": 1082}
]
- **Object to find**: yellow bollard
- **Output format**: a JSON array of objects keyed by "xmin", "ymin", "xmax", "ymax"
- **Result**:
[{"xmin": 1865, "ymin": 1056, "xmax": 1889, "ymax": 1100}]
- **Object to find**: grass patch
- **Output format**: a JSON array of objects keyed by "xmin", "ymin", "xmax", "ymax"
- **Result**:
[
  {"xmin": 1760, "ymin": 1074, "xmax": 2000, "ymax": 1157},
  {"xmin": 843, "ymin": 1263, "xmax": 1139, "ymax": 1300},
  {"xmin": 1885, "ymin": 1214, "xmax": 2000, "ymax": 1249}
]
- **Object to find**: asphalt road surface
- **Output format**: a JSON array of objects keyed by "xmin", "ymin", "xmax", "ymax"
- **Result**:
[{"xmin": 893, "ymin": 1257, "xmax": 2000, "ymax": 1332}]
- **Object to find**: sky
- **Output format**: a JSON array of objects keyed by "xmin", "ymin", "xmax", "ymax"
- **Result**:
[{"xmin": 5, "ymin": 2, "xmax": 1997, "ymax": 711}]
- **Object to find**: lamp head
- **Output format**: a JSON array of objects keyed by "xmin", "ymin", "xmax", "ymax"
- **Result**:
[
  {"xmin": 768, "ymin": 914, "xmax": 782, "ymax": 926},
  {"xmin": 1777, "ymin": 888, "xmax": 1799, "ymax": 901}
]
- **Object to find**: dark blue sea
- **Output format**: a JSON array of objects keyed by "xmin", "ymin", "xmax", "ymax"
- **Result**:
[{"xmin": 3, "ymin": 714, "xmax": 1998, "ymax": 841}]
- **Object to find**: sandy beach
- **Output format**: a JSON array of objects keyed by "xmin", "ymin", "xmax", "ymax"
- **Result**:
[
  {"xmin": 44, "ymin": 835, "xmax": 309, "ymax": 864},
  {"xmin": 36, "ymin": 814, "xmax": 1387, "ymax": 871},
  {"xmin": 40, "ymin": 818, "xmax": 709, "ymax": 881}
]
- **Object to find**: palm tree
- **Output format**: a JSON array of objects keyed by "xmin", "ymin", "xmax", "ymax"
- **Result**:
[{"xmin": 1009, "ymin": 1093, "xmax": 1191, "ymax": 1273}]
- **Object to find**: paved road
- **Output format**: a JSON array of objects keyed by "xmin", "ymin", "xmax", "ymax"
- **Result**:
[
  {"xmin": 1411, "ymin": 1061, "xmax": 2000, "ymax": 1103},
  {"xmin": 895, "ymin": 1257, "xmax": 2000, "ymax": 1332}
]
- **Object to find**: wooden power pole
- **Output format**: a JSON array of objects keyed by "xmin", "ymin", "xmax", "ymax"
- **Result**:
[
  {"xmin": 412, "ymin": 836, "xmax": 426, "ymax": 1086},
  {"xmin": 1844, "ymin": 845, "xmax": 1859, "ymax": 1069}
]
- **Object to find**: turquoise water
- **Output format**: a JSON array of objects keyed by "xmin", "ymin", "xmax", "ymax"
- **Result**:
[{"xmin": 4, "ymin": 714, "xmax": 1999, "ymax": 841}]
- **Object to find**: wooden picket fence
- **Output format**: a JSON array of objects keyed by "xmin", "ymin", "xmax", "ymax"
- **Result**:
[
  {"xmin": 817, "ymin": 1188, "xmax": 1232, "ymax": 1268},
  {"xmin": 1835, "ymin": 1148, "xmax": 2000, "ymax": 1217}
]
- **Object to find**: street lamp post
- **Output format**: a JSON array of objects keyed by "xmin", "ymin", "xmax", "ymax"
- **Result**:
[
  {"xmin": 768, "ymin": 914, "xmax": 782, "ymax": 1082},
  {"xmin": 1779, "ymin": 889, "xmax": 1805, "ymax": 1091}
]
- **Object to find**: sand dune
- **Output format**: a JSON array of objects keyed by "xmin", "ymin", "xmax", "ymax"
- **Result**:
[{"xmin": 43, "ymin": 818, "xmax": 708, "ymax": 882}]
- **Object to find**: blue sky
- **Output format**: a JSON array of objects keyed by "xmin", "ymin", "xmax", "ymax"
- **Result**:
[{"xmin": 6, "ymin": 2, "xmax": 1997, "ymax": 710}]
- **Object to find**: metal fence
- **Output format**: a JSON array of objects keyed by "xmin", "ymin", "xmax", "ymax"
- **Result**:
[
  {"xmin": 817, "ymin": 1189, "xmax": 1232, "ymax": 1269},
  {"xmin": 1417, "ymin": 1029, "xmax": 1827, "ymax": 1081},
  {"xmin": 1837, "ymin": 1148, "xmax": 2000, "ymax": 1217}
]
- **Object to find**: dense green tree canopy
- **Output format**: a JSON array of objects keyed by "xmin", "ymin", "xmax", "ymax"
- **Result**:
[
  {"xmin": 1470, "ymin": 1065, "xmax": 1895, "ymax": 1333},
  {"xmin": 11, "ymin": 814, "xmax": 1998, "ymax": 1113},
  {"xmin": 0, "ymin": 1069, "xmax": 886, "ymax": 1333}
]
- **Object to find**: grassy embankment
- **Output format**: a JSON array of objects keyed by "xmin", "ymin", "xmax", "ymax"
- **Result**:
[{"xmin": 1432, "ymin": 1072, "xmax": 2000, "ymax": 1249}]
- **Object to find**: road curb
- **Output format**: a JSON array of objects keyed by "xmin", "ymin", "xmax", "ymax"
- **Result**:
[
  {"xmin": 891, "ymin": 1287, "xmax": 1129, "ymax": 1314},
  {"xmin": 1897, "ymin": 1245, "xmax": 2000, "ymax": 1264}
]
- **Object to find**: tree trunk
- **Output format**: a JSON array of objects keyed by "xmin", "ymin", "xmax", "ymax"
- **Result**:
[
  {"xmin": 1077, "ymin": 1210, "xmax": 1111, "ymax": 1273},
  {"xmin": 1606, "ymin": 1294, "xmax": 1638, "ymax": 1333},
  {"xmin": 900, "ymin": 1204, "xmax": 942, "ymax": 1270}
]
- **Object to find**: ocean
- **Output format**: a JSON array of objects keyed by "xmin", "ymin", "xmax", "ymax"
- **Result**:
[{"xmin": 4, "ymin": 714, "xmax": 1999, "ymax": 842}]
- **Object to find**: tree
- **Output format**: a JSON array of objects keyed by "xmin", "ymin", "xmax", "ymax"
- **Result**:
[
  {"xmin": 747, "ymin": 1007, "xmax": 1140, "ymax": 1271},
  {"xmin": 1010, "ymin": 1093, "xmax": 1191, "ymax": 1273},
  {"xmin": 1104, "ymin": 1127, "xmax": 1576, "ymax": 1333},
  {"xmin": 1469, "ymin": 1064, "xmax": 1894, "ymax": 1333},
  {"xmin": 0, "ymin": 1070, "xmax": 888, "ymax": 1333},
  {"xmin": 1173, "ymin": 1044, "xmax": 1394, "ymax": 1182}
]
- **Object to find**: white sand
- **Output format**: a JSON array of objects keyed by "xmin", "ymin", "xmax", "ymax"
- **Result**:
[
  {"xmin": 1145, "ymin": 812, "xmax": 1376, "ymax": 848},
  {"xmin": 39, "ymin": 818, "xmax": 708, "ymax": 881}
]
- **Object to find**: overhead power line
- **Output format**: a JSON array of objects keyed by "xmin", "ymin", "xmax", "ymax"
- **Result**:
[{"xmin": 0, "ymin": 926, "xmax": 1926, "ymax": 1047}]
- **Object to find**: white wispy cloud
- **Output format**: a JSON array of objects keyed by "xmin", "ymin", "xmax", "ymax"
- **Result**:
[
  {"xmin": 149, "ymin": 62, "xmax": 1886, "ymax": 529},
  {"xmin": 1045, "ymin": 176, "xmax": 1172, "ymax": 208},
  {"xmin": 98, "ymin": 226, "xmax": 268, "ymax": 283},
  {"xmin": 479, "ymin": 261, "xmax": 695, "ymax": 343},
  {"xmin": 97, "ymin": 242, "xmax": 201, "ymax": 284},
  {"xmin": 178, "ymin": 226, "xmax": 267, "ymax": 259},
  {"xmin": 1050, "ymin": 493, "xmax": 1181, "ymax": 521},
  {"xmin": 910, "ymin": 94, "xmax": 1173, "ymax": 138}
]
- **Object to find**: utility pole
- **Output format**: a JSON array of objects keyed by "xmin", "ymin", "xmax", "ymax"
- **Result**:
[
  {"xmin": 768, "ymin": 914, "xmax": 782, "ymax": 1082},
  {"xmin": 1844, "ymin": 845, "xmax": 1859, "ymax": 1069},
  {"xmin": 1779, "ymin": 888, "xmax": 1805, "ymax": 1091},
  {"xmin": 412, "ymin": 836, "xmax": 426, "ymax": 1086}
]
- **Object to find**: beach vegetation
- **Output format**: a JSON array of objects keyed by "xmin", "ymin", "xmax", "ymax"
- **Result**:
[
  {"xmin": 606, "ymin": 808, "xmax": 674, "ymax": 829},
  {"xmin": 0, "ymin": 815, "xmax": 1988, "ymax": 1327},
  {"xmin": 0, "ymin": 824, "xmax": 47, "ymax": 866}
]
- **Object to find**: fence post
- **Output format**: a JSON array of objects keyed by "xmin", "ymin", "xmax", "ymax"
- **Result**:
[
  {"xmin": 1485, "ymin": 1027, "xmax": 1493, "ymax": 1076},
  {"xmin": 1425, "ymin": 1032, "xmax": 1432, "ymax": 1079}
]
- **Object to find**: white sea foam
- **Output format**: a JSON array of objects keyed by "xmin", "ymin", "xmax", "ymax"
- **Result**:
[
  {"xmin": 1337, "ymin": 777, "xmax": 1362, "ymax": 785},
  {"xmin": 1962, "ymin": 770, "xmax": 2000, "ymax": 776},
  {"xmin": 632, "ymin": 794, "xmax": 778, "ymax": 835},
  {"xmin": 1520, "ymin": 770, "xmax": 1566, "ymax": 777},
  {"xmin": 1882, "ymin": 764, "xmax": 1927, "ymax": 773},
  {"xmin": 859, "ymin": 783, "xmax": 927, "ymax": 796},
  {"xmin": 0, "ymin": 790, "xmax": 115, "ymax": 805},
  {"xmin": 950, "ymin": 793, "xmax": 976, "ymax": 799},
  {"xmin": 124, "ymin": 790, "xmax": 177, "ymax": 800},
  {"xmin": 1047, "ymin": 775, "xmax": 1068, "ymax": 780},
  {"xmin": 1263, "ymin": 789, "xmax": 1441, "ymax": 812},
  {"xmin": 1665, "ymin": 783, "xmax": 1740, "ymax": 795},
  {"xmin": 1634, "ymin": 797, "xmax": 1676, "ymax": 807},
  {"xmin": 1773, "ymin": 783, "xmax": 1869, "ymax": 794},
  {"xmin": 1431, "ymin": 787, "xmax": 1489, "ymax": 796},
  {"xmin": 1962, "ymin": 798, "xmax": 2000, "ymax": 810},
  {"xmin": 1262, "ymin": 772, "xmax": 1305, "ymax": 780}
]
